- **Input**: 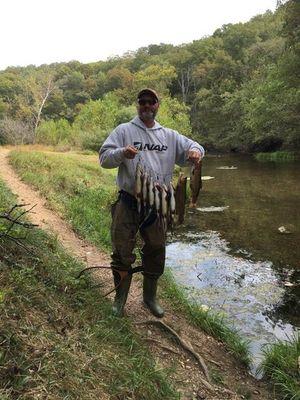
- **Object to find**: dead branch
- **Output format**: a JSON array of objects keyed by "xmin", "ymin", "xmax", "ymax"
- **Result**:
[
  {"xmin": 136, "ymin": 320, "xmax": 213, "ymax": 390},
  {"xmin": 0, "ymin": 204, "xmax": 38, "ymax": 235},
  {"xmin": 0, "ymin": 204, "xmax": 38, "ymax": 254}
]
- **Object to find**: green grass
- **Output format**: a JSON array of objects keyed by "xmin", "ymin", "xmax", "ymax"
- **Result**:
[
  {"xmin": 258, "ymin": 334, "xmax": 300, "ymax": 400},
  {"xmin": 9, "ymin": 150, "xmax": 117, "ymax": 251},
  {"xmin": 254, "ymin": 151, "xmax": 299, "ymax": 162},
  {"xmin": 9, "ymin": 149, "xmax": 251, "ymax": 366},
  {"xmin": 0, "ymin": 179, "xmax": 178, "ymax": 399}
]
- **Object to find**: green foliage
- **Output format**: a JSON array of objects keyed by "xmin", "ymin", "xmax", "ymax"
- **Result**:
[
  {"xmin": 73, "ymin": 93, "xmax": 120, "ymax": 150},
  {"xmin": 36, "ymin": 118, "xmax": 73, "ymax": 145},
  {"xmin": 133, "ymin": 63, "xmax": 176, "ymax": 99},
  {"xmin": 157, "ymin": 96, "xmax": 192, "ymax": 137},
  {"xmin": 74, "ymin": 92, "xmax": 119, "ymax": 132}
]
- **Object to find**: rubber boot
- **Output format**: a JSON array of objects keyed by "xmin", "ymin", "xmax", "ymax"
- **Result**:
[
  {"xmin": 143, "ymin": 275, "xmax": 164, "ymax": 318},
  {"xmin": 112, "ymin": 271, "xmax": 132, "ymax": 317}
]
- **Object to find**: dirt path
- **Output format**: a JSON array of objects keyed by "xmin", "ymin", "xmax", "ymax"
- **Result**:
[{"xmin": 0, "ymin": 147, "xmax": 273, "ymax": 400}]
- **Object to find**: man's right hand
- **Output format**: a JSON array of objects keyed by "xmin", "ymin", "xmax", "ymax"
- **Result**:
[{"xmin": 123, "ymin": 145, "xmax": 139, "ymax": 159}]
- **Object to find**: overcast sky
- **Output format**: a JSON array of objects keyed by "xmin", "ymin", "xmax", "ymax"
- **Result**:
[{"xmin": 1, "ymin": 0, "xmax": 277, "ymax": 71}]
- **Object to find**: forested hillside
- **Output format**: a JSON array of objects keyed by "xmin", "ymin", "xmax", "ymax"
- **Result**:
[{"xmin": 0, "ymin": 0, "xmax": 299, "ymax": 152}]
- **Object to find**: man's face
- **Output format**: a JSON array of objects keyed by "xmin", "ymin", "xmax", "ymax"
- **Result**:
[{"xmin": 137, "ymin": 96, "xmax": 159, "ymax": 122}]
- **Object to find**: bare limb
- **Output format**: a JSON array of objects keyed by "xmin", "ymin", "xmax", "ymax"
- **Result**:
[
  {"xmin": 0, "ymin": 204, "xmax": 38, "ymax": 255},
  {"xmin": 0, "ymin": 204, "xmax": 38, "ymax": 236}
]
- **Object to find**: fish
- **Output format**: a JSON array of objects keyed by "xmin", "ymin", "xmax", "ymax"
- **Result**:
[
  {"xmin": 190, "ymin": 161, "xmax": 202, "ymax": 208},
  {"xmin": 161, "ymin": 184, "xmax": 168, "ymax": 228},
  {"xmin": 148, "ymin": 176, "xmax": 154, "ymax": 207},
  {"xmin": 161, "ymin": 185, "xmax": 168, "ymax": 218},
  {"xmin": 142, "ymin": 171, "xmax": 148, "ymax": 208},
  {"xmin": 168, "ymin": 183, "xmax": 176, "ymax": 228},
  {"xmin": 175, "ymin": 172, "xmax": 187, "ymax": 225},
  {"xmin": 135, "ymin": 161, "xmax": 143, "ymax": 213},
  {"xmin": 154, "ymin": 183, "xmax": 161, "ymax": 217}
]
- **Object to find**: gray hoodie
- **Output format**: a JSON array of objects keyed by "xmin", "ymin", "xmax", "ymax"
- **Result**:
[{"xmin": 99, "ymin": 116, "xmax": 205, "ymax": 195}]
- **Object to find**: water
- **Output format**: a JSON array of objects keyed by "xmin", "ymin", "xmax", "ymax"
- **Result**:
[{"xmin": 166, "ymin": 154, "xmax": 300, "ymax": 374}]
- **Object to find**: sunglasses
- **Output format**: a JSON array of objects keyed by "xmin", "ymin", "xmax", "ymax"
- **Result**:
[{"xmin": 137, "ymin": 98, "xmax": 158, "ymax": 106}]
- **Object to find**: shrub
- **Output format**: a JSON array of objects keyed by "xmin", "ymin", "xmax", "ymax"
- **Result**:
[{"xmin": 0, "ymin": 117, "xmax": 34, "ymax": 145}]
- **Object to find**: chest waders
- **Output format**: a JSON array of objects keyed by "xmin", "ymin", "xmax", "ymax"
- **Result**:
[{"xmin": 111, "ymin": 191, "xmax": 165, "ymax": 318}]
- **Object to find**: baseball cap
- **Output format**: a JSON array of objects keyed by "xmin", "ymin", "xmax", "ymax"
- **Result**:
[{"xmin": 137, "ymin": 88, "xmax": 159, "ymax": 102}]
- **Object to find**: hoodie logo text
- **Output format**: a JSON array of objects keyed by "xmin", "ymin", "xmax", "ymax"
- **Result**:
[{"xmin": 133, "ymin": 141, "xmax": 168, "ymax": 152}]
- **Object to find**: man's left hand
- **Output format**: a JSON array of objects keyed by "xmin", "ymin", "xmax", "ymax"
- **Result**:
[{"xmin": 187, "ymin": 150, "xmax": 202, "ymax": 165}]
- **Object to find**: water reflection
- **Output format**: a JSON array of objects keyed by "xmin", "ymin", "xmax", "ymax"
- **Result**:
[
  {"xmin": 166, "ymin": 231, "xmax": 297, "ymax": 373},
  {"xmin": 166, "ymin": 155, "xmax": 300, "ymax": 373}
]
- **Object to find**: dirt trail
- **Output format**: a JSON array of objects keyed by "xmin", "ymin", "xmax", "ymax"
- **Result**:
[{"xmin": 0, "ymin": 147, "xmax": 273, "ymax": 400}]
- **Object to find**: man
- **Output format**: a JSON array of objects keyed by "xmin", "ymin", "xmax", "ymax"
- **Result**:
[{"xmin": 99, "ymin": 88, "xmax": 204, "ymax": 318}]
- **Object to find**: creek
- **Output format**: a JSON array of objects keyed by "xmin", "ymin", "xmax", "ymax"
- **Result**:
[{"xmin": 166, "ymin": 154, "xmax": 300, "ymax": 374}]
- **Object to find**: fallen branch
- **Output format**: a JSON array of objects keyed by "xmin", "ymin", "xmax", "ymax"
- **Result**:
[
  {"xmin": 136, "ymin": 320, "xmax": 213, "ymax": 391},
  {"xmin": 0, "ymin": 204, "xmax": 38, "ymax": 254},
  {"xmin": 0, "ymin": 203, "xmax": 38, "ymax": 235}
]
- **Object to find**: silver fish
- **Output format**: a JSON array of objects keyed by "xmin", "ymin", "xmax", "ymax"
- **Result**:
[
  {"xmin": 154, "ymin": 183, "xmax": 161, "ymax": 216},
  {"xmin": 169, "ymin": 183, "xmax": 176, "ymax": 215},
  {"xmin": 148, "ymin": 176, "xmax": 154, "ymax": 207},
  {"xmin": 135, "ymin": 161, "xmax": 143, "ymax": 213},
  {"xmin": 161, "ymin": 184, "xmax": 168, "ymax": 219},
  {"xmin": 142, "ymin": 172, "xmax": 148, "ymax": 208}
]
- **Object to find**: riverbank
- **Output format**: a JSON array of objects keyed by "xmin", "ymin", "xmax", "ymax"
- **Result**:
[
  {"xmin": 1, "ymin": 145, "xmax": 297, "ymax": 398},
  {"xmin": 8, "ymin": 148, "xmax": 251, "ymax": 363}
]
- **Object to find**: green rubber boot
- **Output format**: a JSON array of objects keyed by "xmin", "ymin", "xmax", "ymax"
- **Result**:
[
  {"xmin": 112, "ymin": 272, "xmax": 132, "ymax": 317},
  {"xmin": 143, "ymin": 276, "xmax": 164, "ymax": 318}
]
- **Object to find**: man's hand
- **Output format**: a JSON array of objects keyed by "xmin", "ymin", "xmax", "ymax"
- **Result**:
[
  {"xmin": 187, "ymin": 150, "xmax": 202, "ymax": 165},
  {"xmin": 123, "ymin": 145, "xmax": 139, "ymax": 159}
]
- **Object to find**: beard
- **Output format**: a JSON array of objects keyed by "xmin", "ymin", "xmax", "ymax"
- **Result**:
[{"xmin": 139, "ymin": 109, "xmax": 157, "ymax": 121}]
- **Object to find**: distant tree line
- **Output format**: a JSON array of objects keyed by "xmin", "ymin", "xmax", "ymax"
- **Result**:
[{"xmin": 0, "ymin": 0, "xmax": 299, "ymax": 152}]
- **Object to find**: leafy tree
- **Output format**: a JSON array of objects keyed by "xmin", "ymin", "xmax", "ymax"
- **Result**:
[
  {"xmin": 157, "ymin": 96, "xmax": 192, "ymax": 137},
  {"xmin": 133, "ymin": 64, "xmax": 176, "ymax": 100}
]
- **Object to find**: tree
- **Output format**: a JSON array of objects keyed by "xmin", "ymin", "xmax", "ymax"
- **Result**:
[
  {"xmin": 133, "ymin": 64, "xmax": 176, "ymax": 101},
  {"xmin": 157, "ymin": 96, "xmax": 192, "ymax": 137}
]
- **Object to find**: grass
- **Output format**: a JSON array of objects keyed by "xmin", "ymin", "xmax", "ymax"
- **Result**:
[
  {"xmin": 0, "ymin": 179, "xmax": 178, "ymax": 399},
  {"xmin": 9, "ymin": 149, "xmax": 251, "ymax": 366},
  {"xmin": 9, "ymin": 149, "xmax": 117, "ymax": 250},
  {"xmin": 258, "ymin": 334, "xmax": 300, "ymax": 400},
  {"xmin": 254, "ymin": 151, "xmax": 299, "ymax": 162}
]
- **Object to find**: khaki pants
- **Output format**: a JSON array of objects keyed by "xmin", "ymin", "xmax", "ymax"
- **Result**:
[{"xmin": 110, "ymin": 192, "xmax": 166, "ymax": 278}]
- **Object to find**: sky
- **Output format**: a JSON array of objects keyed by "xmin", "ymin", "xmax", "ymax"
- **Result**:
[{"xmin": 1, "ymin": 0, "xmax": 277, "ymax": 71}]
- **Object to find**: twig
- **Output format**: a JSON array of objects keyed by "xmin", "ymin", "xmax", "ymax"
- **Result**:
[
  {"xmin": 0, "ymin": 204, "xmax": 38, "ymax": 238},
  {"xmin": 136, "ymin": 320, "xmax": 213, "ymax": 390}
]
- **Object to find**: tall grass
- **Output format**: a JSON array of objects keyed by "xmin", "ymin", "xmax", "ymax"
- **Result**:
[
  {"xmin": 0, "ymin": 179, "xmax": 178, "ymax": 399},
  {"xmin": 9, "ymin": 150, "xmax": 117, "ymax": 250},
  {"xmin": 258, "ymin": 334, "xmax": 300, "ymax": 400}
]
